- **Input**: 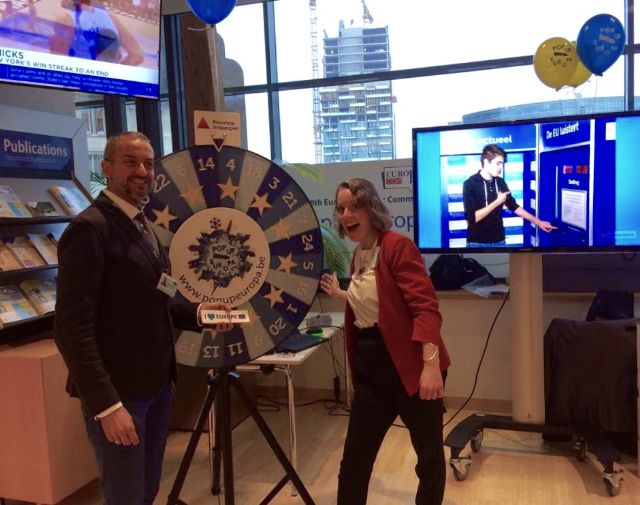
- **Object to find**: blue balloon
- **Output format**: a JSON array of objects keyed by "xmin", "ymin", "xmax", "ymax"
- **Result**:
[
  {"xmin": 186, "ymin": 0, "xmax": 237, "ymax": 25},
  {"xmin": 576, "ymin": 14, "xmax": 625, "ymax": 76}
]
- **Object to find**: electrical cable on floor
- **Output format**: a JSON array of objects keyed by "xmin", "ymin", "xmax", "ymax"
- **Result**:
[
  {"xmin": 258, "ymin": 394, "xmax": 349, "ymax": 417},
  {"xmin": 327, "ymin": 402, "xmax": 350, "ymax": 416},
  {"xmin": 258, "ymin": 394, "xmax": 345, "ymax": 409},
  {"xmin": 443, "ymin": 289, "xmax": 510, "ymax": 428},
  {"xmin": 255, "ymin": 399, "xmax": 281, "ymax": 412}
]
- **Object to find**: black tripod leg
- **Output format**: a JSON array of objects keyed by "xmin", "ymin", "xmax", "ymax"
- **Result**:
[
  {"xmin": 211, "ymin": 397, "xmax": 223, "ymax": 494},
  {"xmin": 229, "ymin": 375, "xmax": 316, "ymax": 505},
  {"xmin": 167, "ymin": 376, "xmax": 220, "ymax": 505},
  {"xmin": 220, "ymin": 373, "xmax": 235, "ymax": 505}
]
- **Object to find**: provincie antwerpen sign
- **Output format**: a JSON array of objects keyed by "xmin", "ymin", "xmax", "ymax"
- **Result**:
[{"xmin": 0, "ymin": 129, "xmax": 74, "ymax": 177}]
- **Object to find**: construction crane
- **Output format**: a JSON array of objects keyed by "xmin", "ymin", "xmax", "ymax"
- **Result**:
[
  {"xmin": 362, "ymin": 0, "xmax": 373, "ymax": 25},
  {"xmin": 309, "ymin": 0, "xmax": 322, "ymax": 163}
]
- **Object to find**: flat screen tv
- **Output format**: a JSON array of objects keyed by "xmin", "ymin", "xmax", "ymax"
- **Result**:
[
  {"xmin": 0, "ymin": 0, "xmax": 161, "ymax": 99},
  {"xmin": 412, "ymin": 110, "xmax": 640, "ymax": 253}
]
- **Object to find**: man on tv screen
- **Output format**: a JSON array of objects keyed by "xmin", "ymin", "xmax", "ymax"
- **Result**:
[
  {"xmin": 48, "ymin": 0, "xmax": 144, "ymax": 65},
  {"xmin": 462, "ymin": 144, "xmax": 556, "ymax": 248}
]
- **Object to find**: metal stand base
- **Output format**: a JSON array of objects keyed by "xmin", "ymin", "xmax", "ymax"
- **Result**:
[
  {"xmin": 167, "ymin": 368, "xmax": 316, "ymax": 505},
  {"xmin": 445, "ymin": 413, "xmax": 624, "ymax": 496}
]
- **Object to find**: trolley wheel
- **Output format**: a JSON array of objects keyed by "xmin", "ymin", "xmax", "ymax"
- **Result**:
[
  {"xmin": 449, "ymin": 458, "xmax": 471, "ymax": 481},
  {"xmin": 452, "ymin": 465, "xmax": 469, "ymax": 481},
  {"xmin": 576, "ymin": 440, "xmax": 587, "ymax": 462},
  {"xmin": 470, "ymin": 430, "xmax": 483, "ymax": 453},
  {"xmin": 604, "ymin": 477, "xmax": 622, "ymax": 497}
]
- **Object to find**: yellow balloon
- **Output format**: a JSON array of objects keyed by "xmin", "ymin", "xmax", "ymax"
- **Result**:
[
  {"xmin": 566, "ymin": 42, "xmax": 592, "ymax": 88},
  {"xmin": 533, "ymin": 37, "xmax": 578, "ymax": 90}
]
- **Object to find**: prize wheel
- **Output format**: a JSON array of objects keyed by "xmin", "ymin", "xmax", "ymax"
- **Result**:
[{"xmin": 143, "ymin": 144, "xmax": 323, "ymax": 369}]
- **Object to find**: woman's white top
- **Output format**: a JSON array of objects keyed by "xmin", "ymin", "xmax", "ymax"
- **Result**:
[{"xmin": 347, "ymin": 242, "xmax": 380, "ymax": 328}]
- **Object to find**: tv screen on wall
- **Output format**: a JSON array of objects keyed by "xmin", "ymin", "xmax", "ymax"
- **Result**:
[
  {"xmin": 412, "ymin": 111, "xmax": 640, "ymax": 253},
  {"xmin": 0, "ymin": 0, "xmax": 161, "ymax": 99}
]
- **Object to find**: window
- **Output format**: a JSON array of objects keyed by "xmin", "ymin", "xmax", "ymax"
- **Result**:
[
  {"xmin": 273, "ymin": 0, "xmax": 624, "ymax": 78},
  {"xmin": 215, "ymin": 3, "xmax": 267, "ymax": 86},
  {"xmin": 225, "ymin": 92, "xmax": 271, "ymax": 159},
  {"xmin": 187, "ymin": 1, "xmax": 632, "ymax": 164},
  {"xmin": 75, "ymin": 92, "xmax": 108, "ymax": 194},
  {"xmin": 72, "ymin": 2, "xmax": 635, "ymax": 167}
]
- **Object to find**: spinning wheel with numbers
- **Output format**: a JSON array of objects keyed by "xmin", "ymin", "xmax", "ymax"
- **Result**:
[{"xmin": 142, "ymin": 144, "xmax": 323, "ymax": 369}]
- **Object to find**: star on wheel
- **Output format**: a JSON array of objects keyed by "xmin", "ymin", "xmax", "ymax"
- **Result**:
[
  {"xmin": 249, "ymin": 192, "xmax": 272, "ymax": 216},
  {"xmin": 217, "ymin": 177, "xmax": 240, "ymax": 201},
  {"xmin": 180, "ymin": 184, "xmax": 204, "ymax": 207},
  {"xmin": 277, "ymin": 253, "xmax": 298, "ymax": 274},
  {"xmin": 263, "ymin": 285, "xmax": 284, "ymax": 307},
  {"xmin": 273, "ymin": 219, "xmax": 291, "ymax": 240},
  {"xmin": 152, "ymin": 205, "xmax": 178, "ymax": 230}
]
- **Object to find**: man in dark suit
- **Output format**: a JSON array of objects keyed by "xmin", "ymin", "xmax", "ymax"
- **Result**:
[{"xmin": 54, "ymin": 131, "xmax": 231, "ymax": 505}]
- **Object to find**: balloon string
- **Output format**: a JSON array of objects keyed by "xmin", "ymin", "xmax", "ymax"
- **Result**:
[{"xmin": 593, "ymin": 76, "xmax": 599, "ymax": 115}]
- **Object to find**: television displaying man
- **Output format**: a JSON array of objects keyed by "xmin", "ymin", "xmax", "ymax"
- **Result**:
[{"xmin": 463, "ymin": 144, "xmax": 556, "ymax": 247}]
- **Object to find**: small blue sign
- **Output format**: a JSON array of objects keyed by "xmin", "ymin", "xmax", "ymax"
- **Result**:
[
  {"xmin": 540, "ymin": 120, "xmax": 591, "ymax": 148},
  {"xmin": 0, "ymin": 129, "xmax": 74, "ymax": 177}
]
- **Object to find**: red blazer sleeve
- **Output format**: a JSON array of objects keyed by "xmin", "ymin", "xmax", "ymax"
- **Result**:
[{"xmin": 385, "ymin": 235, "xmax": 443, "ymax": 345}]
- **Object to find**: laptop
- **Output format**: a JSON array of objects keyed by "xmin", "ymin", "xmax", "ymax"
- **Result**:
[{"xmin": 272, "ymin": 331, "xmax": 329, "ymax": 353}]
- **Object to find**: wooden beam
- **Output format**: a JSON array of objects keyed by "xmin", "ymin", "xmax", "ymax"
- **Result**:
[{"xmin": 179, "ymin": 12, "xmax": 225, "ymax": 145}]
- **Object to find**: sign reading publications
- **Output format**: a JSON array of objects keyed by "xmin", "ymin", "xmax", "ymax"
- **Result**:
[
  {"xmin": 194, "ymin": 111, "xmax": 242, "ymax": 147},
  {"xmin": 0, "ymin": 129, "xmax": 73, "ymax": 177}
]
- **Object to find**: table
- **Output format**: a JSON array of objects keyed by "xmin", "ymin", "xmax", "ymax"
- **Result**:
[
  {"xmin": 207, "ymin": 321, "xmax": 343, "ymax": 497},
  {"xmin": 237, "ymin": 343, "xmax": 327, "ymax": 495}
]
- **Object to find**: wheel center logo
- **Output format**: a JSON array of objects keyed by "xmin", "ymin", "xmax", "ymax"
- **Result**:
[{"xmin": 170, "ymin": 208, "xmax": 270, "ymax": 307}]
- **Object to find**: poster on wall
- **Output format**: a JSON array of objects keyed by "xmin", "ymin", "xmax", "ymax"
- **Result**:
[
  {"xmin": 290, "ymin": 160, "xmax": 415, "ymax": 252},
  {"xmin": 0, "ymin": 129, "xmax": 73, "ymax": 179},
  {"xmin": 288, "ymin": 159, "xmax": 510, "ymax": 279}
]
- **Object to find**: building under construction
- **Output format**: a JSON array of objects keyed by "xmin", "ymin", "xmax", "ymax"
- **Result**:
[{"xmin": 316, "ymin": 14, "xmax": 395, "ymax": 163}]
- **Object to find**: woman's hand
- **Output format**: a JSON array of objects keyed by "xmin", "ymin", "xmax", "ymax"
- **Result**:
[
  {"xmin": 419, "ymin": 361, "xmax": 444, "ymax": 401},
  {"xmin": 320, "ymin": 272, "xmax": 347, "ymax": 301}
]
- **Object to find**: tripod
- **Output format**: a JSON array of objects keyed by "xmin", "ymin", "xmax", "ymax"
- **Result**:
[{"xmin": 167, "ymin": 368, "xmax": 316, "ymax": 505}]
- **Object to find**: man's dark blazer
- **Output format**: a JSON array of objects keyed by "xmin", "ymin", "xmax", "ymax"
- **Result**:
[{"xmin": 54, "ymin": 193, "xmax": 199, "ymax": 418}]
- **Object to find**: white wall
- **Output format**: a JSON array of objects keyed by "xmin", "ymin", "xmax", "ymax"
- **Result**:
[
  {"xmin": 0, "ymin": 84, "xmax": 75, "ymax": 116},
  {"xmin": 260, "ymin": 159, "xmax": 638, "ymax": 407},
  {"xmin": 256, "ymin": 293, "xmax": 631, "ymax": 409}
]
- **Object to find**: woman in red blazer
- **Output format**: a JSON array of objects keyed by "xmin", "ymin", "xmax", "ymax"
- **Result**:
[{"xmin": 320, "ymin": 178, "xmax": 450, "ymax": 505}]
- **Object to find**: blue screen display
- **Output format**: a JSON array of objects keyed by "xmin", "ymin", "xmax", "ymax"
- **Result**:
[
  {"xmin": 0, "ymin": 0, "xmax": 161, "ymax": 99},
  {"xmin": 413, "ymin": 112, "xmax": 640, "ymax": 252}
]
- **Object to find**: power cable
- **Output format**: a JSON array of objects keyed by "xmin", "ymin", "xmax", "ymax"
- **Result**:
[{"xmin": 443, "ymin": 289, "xmax": 510, "ymax": 427}]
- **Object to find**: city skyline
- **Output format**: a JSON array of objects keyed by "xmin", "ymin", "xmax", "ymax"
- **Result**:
[{"xmin": 216, "ymin": 1, "xmax": 624, "ymax": 164}]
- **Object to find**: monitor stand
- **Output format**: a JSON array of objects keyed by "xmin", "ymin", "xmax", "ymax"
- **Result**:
[{"xmin": 444, "ymin": 253, "xmax": 624, "ymax": 496}]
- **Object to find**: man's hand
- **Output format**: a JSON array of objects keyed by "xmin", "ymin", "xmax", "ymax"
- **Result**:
[
  {"xmin": 199, "ymin": 302, "xmax": 234, "ymax": 332},
  {"xmin": 496, "ymin": 191, "xmax": 510, "ymax": 205},
  {"xmin": 101, "ymin": 406, "xmax": 139, "ymax": 446},
  {"xmin": 537, "ymin": 220, "xmax": 557, "ymax": 232}
]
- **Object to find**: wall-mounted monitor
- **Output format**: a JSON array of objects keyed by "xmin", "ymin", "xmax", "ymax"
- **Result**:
[
  {"xmin": 0, "ymin": 0, "xmax": 161, "ymax": 99},
  {"xmin": 412, "ymin": 111, "xmax": 640, "ymax": 253}
]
